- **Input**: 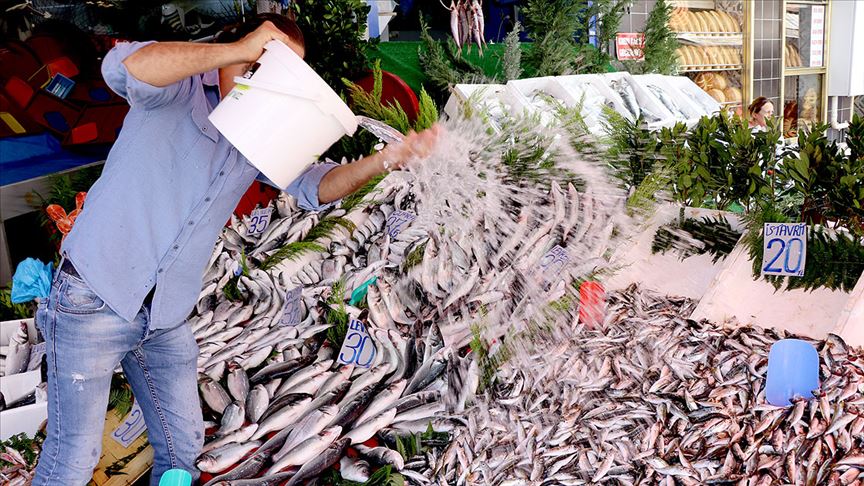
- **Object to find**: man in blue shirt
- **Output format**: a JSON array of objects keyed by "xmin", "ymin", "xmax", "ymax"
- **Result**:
[{"xmin": 32, "ymin": 14, "xmax": 438, "ymax": 485}]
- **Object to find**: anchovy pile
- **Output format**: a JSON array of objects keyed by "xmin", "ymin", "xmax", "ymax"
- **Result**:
[{"xmin": 439, "ymin": 285, "xmax": 864, "ymax": 485}]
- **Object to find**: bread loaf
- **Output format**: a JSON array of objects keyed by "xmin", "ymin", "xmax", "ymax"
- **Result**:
[
  {"xmin": 724, "ymin": 87, "xmax": 742, "ymax": 102},
  {"xmin": 712, "ymin": 72, "xmax": 728, "ymax": 90},
  {"xmin": 708, "ymin": 89, "xmax": 726, "ymax": 103},
  {"xmin": 706, "ymin": 11, "xmax": 723, "ymax": 32},
  {"xmin": 717, "ymin": 11, "xmax": 736, "ymax": 32},
  {"xmin": 705, "ymin": 47, "xmax": 721, "ymax": 66},
  {"xmin": 695, "ymin": 12, "xmax": 710, "ymax": 32}
]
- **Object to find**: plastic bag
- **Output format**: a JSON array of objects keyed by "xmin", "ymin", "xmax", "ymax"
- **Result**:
[{"xmin": 11, "ymin": 258, "xmax": 54, "ymax": 303}]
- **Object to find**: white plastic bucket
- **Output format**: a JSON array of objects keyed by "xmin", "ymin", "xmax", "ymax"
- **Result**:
[{"xmin": 208, "ymin": 40, "xmax": 358, "ymax": 188}]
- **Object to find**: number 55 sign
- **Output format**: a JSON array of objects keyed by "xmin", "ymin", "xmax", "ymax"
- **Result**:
[{"xmin": 762, "ymin": 223, "xmax": 807, "ymax": 277}]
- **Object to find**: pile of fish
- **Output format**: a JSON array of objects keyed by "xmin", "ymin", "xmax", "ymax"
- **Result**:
[
  {"xmin": 187, "ymin": 116, "xmax": 629, "ymax": 484},
  {"xmin": 0, "ymin": 442, "xmax": 41, "ymax": 486},
  {"xmin": 189, "ymin": 183, "xmax": 459, "ymax": 484},
  {"xmin": 438, "ymin": 285, "xmax": 864, "ymax": 485},
  {"xmin": 610, "ymin": 77, "xmax": 665, "ymax": 124}
]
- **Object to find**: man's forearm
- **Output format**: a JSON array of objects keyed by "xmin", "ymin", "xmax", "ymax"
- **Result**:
[
  {"xmin": 317, "ymin": 152, "xmax": 388, "ymax": 204},
  {"xmin": 123, "ymin": 42, "xmax": 243, "ymax": 87}
]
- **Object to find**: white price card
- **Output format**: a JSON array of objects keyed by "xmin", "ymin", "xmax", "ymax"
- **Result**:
[
  {"xmin": 246, "ymin": 207, "xmax": 273, "ymax": 237},
  {"xmin": 279, "ymin": 287, "xmax": 303, "ymax": 327},
  {"xmin": 110, "ymin": 399, "xmax": 147, "ymax": 448},
  {"xmin": 762, "ymin": 223, "xmax": 807, "ymax": 277},
  {"xmin": 337, "ymin": 319, "xmax": 377, "ymax": 368},
  {"xmin": 535, "ymin": 245, "xmax": 570, "ymax": 289},
  {"xmin": 385, "ymin": 210, "xmax": 416, "ymax": 238}
]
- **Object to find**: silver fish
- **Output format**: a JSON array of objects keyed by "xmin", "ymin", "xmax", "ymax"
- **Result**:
[{"xmin": 196, "ymin": 441, "xmax": 261, "ymax": 473}]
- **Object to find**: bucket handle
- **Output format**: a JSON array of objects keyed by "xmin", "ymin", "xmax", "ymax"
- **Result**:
[{"xmin": 232, "ymin": 76, "xmax": 322, "ymax": 102}]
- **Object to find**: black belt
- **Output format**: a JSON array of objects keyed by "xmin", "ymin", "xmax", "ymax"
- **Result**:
[
  {"xmin": 60, "ymin": 259, "xmax": 80, "ymax": 278},
  {"xmin": 60, "ymin": 259, "xmax": 156, "ymax": 306}
]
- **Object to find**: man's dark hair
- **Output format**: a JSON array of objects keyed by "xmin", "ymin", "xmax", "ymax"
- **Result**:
[{"xmin": 216, "ymin": 13, "xmax": 305, "ymax": 51}]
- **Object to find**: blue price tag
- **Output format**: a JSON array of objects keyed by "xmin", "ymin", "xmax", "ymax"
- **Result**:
[
  {"xmin": 385, "ymin": 210, "xmax": 416, "ymax": 238},
  {"xmin": 337, "ymin": 319, "xmax": 377, "ymax": 368}
]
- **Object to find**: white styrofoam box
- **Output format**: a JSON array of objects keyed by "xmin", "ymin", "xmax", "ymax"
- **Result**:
[
  {"xmin": 602, "ymin": 72, "xmax": 677, "ymax": 129},
  {"xmin": 603, "ymin": 203, "xmax": 744, "ymax": 300},
  {"xmin": 442, "ymin": 84, "xmax": 516, "ymax": 133},
  {"xmin": 555, "ymin": 74, "xmax": 632, "ymax": 134},
  {"xmin": 637, "ymin": 74, "xmax": 705, "ymax": 126},
  {"xmin": 1, "ymin": 318, "xmax": 37, "ymax": 346},
  {"xmin": 661, "ymin": 75, "xmax": 721, "ymax": 117},
  {"xmin": 504, "ymin": 77, "xmax": 570, "ymax": 128},
  {"xmin": 691, "ymin": 243, "xmax": 855, "ymax": 341},
  {"xmin": 834, "ymin": 275, "xmax": 863, "ymax": 347},
  {"xmin": 0, "ymin": 369, "xmax": 40, "ymax": 403},
  {"xmin": 0, "ymin": 402, "xmax": 48, "ymax": 441}
]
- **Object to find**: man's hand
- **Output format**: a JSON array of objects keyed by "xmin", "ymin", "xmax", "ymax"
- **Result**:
[
  {"xmin": 234, "ymin": 21, "xmax": 304, "ymax": 63},
  {"xmin": 380, "ymin": 124, "xmax": 441, "ymax": 170},
  {"xmin": 317, "ymin": 124, "xmax": 441, "ymax": 204}
]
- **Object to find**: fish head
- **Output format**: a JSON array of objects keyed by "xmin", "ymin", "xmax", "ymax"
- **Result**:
[{"xmin": 195, "ymin": 454, "xmax": 217, "ymax": 471}]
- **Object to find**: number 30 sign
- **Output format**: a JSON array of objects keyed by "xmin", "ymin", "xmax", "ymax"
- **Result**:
[
  {"xmin": 337, "ymin": 319, "xmax": 377, "ymax": 368},
  {"xmin": 762, "ymin": 223, "xmax": 807, "ymax": 277}
]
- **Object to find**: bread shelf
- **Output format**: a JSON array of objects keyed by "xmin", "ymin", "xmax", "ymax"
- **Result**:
[
  {"xmin": 677, "ymin": 33, "xmax": 744, "ymax": 46},
  {"xmin": 680, "ymin": 65, "xmax": 743, "ymax": 73},
  {"xmin": 784, "ymin": 67, "xmax": 827, "ymax": 75}
]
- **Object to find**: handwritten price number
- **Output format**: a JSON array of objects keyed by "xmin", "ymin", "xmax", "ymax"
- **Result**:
[
  {"xmin": 279, "ymin": 287, "xmax": 303, "ymax": 327},
  {"xmin": 763, "ymin": 238, "xmax": 805, "ymax": 275},
  {"xmin": 762, "ymin": 223, "xmax": 806, "ymax": 277},
  {"xmin": 338, "ymin": 319, "xmax": 377, "ymax": 368},
  {"xmin": 111, "ymin": 400, "xmax": 147, "ymax": 448},
  {"xmin": 539, "ymin": 245, "xmax": 570, "ymax": 274},
  {"xmin": 247, "ymin": 208, "xmax": 273, "ymax": 237},
  {"xmin": 536, "ymin": 245, "xmax": 570, "ymax": 288},
  {"xmin": 385, "ymin": 210, "xmax": 416, "ymax": 238}
]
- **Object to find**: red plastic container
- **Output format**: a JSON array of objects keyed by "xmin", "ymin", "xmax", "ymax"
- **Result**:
[{"xmin": 578, "ymin": 281, "xmax": 606, "ymax": 329}]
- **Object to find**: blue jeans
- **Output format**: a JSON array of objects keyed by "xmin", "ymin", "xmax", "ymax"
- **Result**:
[{"xmin": 32, "ymin": 266, "xmax": 203, "ymax": 486}]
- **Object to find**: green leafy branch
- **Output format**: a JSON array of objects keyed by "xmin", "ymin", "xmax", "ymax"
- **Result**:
[{"xmin": 261, "ymin": 217, "xmax": 355, "ymax": 270}]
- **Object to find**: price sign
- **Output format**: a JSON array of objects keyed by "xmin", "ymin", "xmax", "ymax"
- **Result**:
[
  {"xmin": 762, "ymin": 223, "xmax": 807, "ymax": 277},
  {"xmin": 385, "ymin": 210, "xmax": 416, "ymax": 238},
  {"xmin": 337, "ymin": 319, "xmax": 377, "ymax": 368},
  {"xmin": 616, "ymin": 33, "xmax": 645, "ymax": 61},
  {"xmin": 111, "ymin": 399, "xmax": 147, "ymax": 448},
  {"xmin": 535, "ymin": 245, "xmax": 571, "ymax": 289},
  {"xmin": 279, "ymin": 287, "xmax": 303, "ymax": 327},
  {"xmin": 247, "ymin": 207, "xmax": 273, "ymax": 237},
  {"xmin": 809, "ymin": 6, "xmax": 825, "ymax": 67}
]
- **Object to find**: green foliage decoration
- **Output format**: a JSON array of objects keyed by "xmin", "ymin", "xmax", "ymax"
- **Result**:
[{"xmin": 289, "ymin": 0, "xmax": 375, "ymax": 92}]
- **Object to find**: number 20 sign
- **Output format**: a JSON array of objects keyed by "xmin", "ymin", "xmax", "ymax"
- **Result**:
[{"xmin": 762, "ymin": 223, "xmax": 807, "ymax": 277}]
